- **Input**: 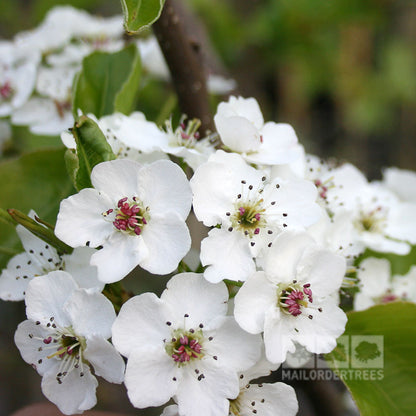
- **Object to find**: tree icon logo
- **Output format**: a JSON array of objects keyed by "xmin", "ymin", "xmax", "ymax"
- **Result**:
[
  {"xmin": 351, "ymin": 336, "xmax": 384, "ymax": 368},
  {"xmin": 354, "ymin": 341, "xmax": 381, "ymax": 363}
]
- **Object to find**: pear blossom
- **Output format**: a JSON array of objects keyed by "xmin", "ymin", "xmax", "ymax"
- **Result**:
[
  {"xmin": 0, "ymin": 58, "xmax": 37, "ymax": 117},
  {"xmin": 159, "ymin": 350, "xmax": 298, "ymax": 416},
  {"xmin": 12, "ymin": 65, "xmax": 78, "ymax": 135},
  {"xmin": 214, "ymin": 96, "xmax": 303, "ymax": 166},
  {"xmin": 229, "ymin": 351, "xmax": 298, "ymax": 416},
  {"xmin": 190, "ymin": 150, "xmax": 322, "ymax": 282},
  {"xmin": 14, "ymin": 271, "xmax": 125, "ymax": 415},
  {"xmin": 55, "ymin": 158, "xmax": 192, "ymax": 283},
  {"xmin": 0, "ymin": 225, "xmax": 102, "ymax": 301},
  {"xmin": 234, "ymin": 230, "xmax": 347, "ymax": 363},
  {"xmin": 111, "ymin": 273, "xmax": 262, "ymax": 416},
  {"xmin": 354, "ymin": 257, "xmax": 416, "ymax": 311},
  {"xmin": 293, "ymin": 157, "xmax": 416, "ymax": 256}
]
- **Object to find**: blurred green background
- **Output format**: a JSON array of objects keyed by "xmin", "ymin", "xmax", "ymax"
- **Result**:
[{"xmin": 0, "ymin": 0, "xmax": 415, "ymax": 415}]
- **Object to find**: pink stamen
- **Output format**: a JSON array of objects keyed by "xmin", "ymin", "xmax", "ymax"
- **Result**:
[
  {"xmin": 282, "ymin": 285, "xmax": 314, "ymax": 317},
  {"xmin": 43, "ymin": 337, "xmax": 52, "ymax": 344},
  {"xmin": 254, "ymin": 213, "xmax": 261, "ymax": 221},
  {"xmin": 381, "ymin": 294, "xmax": 398, "ymax": 303},
  {"xmin": 254, "ymin": 228, "xmax": 260, "ymax": 234},
  {"xmin": 172, "ymin": 335, "xmax": 203, "ymax": 363},
  {"xmin": 239, "ymin": 207, "xmax": 246, "ymax": 215},
  {"xmin": 113, "ymin": 197, "xmax": 147, "ymax": 235},
  {"xmin": 0, "ymin": 81, "xmax": 13, "ymax": 99}
]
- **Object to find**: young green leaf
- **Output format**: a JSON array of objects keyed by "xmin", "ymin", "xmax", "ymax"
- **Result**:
[
  {"xmin": 7, "ymin": 209, "xmax": 73, "ymax": 255},
  {"xmin": 70, "ymin": 115, "xmax": 116, "ymax": 191},
  {"xmin": 326, "ymin": 302, "xmax": 416, "ymax": 416},
  {"xmin": 72, "ymin": 43, "xmax": 141, "ymax": 118},
  {"xmin": 120, "ymin": 0, "xmax": 166, "ymax": 34}
]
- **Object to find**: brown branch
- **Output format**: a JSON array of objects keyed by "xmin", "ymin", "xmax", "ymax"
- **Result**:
[{"xmin": 152, "ymin": 0, "xmax": 215, "ymax": 134}]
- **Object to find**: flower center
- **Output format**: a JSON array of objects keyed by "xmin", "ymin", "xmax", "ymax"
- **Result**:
[
  {"xmin": 166, "ymin": 116, "xmax": 201, "ymax": 148},
  {"xmin": 314, "ymin": 178, "xmax": 334, "ymax": 200},
  {"xmin": 33, "ymin": 321, "xmax": 87, "ymax": 383},
  {"xmin": 229, "ymin": 181, "xmax": 267, "ymax": 238},
  {"xmin": 229, "ymin": 396, "xmax": 243, "ymax": 416},
  {"xmin": 104, "ymin": 197, "xmax": 149, "ymax": 236},
  {"xmin": 278, "ymin": 282, "xmax": 313, "ymax": 316},
  {"xmin": 0, "ymin": 80, "xmax": 14, "ymax": 101},
  {"xmin": 165, "ymin": 328, "xmax": 204, "ymax": 365},
  {"xmin": 357, "ymin": 207, "xmax": 386, "ymax": 233}
]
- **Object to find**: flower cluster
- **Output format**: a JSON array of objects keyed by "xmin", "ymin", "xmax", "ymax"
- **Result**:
[
  {"xmin": 1, "ymin": 11, "xmax": 416, "ymax": 413},
  {"xmin": 0, "ymin": 5, "xmax": 235, "ymax": 145}
]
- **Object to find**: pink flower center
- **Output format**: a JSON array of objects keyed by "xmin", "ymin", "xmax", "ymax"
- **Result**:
[
  {"xmin": 165, "ymin": 328, "xmax": 205, "ymax": 365},
  {"xmin": 279, "ymin": 283, "xmax": 313, "ymax": 317},
  {"xmin": 0, "ymin": 81, "xmax": 13, "ymax": 100},
  {"xmin": 109, "ymin": 197, "xmax": 148, "ymax": 236},
  {"xmin": 172, "ymin": 335, "xmax": 203, "ymax": 363}
]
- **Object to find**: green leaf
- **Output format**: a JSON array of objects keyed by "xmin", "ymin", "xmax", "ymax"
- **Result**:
[
  {"xmin": 0, "ymin": 148, "xmax": 75, "ymax": 269},
  {"xmin": 326, "ymin": 302, "xmax": 416, "ymax": 416},
  {"xmin": 120, "ymin": 0, "xmax": 166, "ymax": 34},
  {"xmin": 72, "ymin": 43, "xmax": 141, "ymax": 118},
  {"xmin": 70, "ymin": 115, "xmax": 116, "ymax": 191},
  {"xmin": 7, "ymin": 209, "xmax": 72, "ymax": 255}
]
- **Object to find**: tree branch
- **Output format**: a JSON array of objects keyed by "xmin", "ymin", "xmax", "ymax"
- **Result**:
[{"xmin": 152, "ymin": 0, "xmax": 215, "ymax": 134}]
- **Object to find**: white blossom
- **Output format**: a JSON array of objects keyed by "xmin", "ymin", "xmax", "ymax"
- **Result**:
[
  {"xmin": 112, "ymin": 273, "xmax": 262, "ymax": 416},
  {"xmin": 214, "ymin": 96, "xmax": 303, "ymax": 166},
  {"xmin": 14, "ymin": 271, "xmax": 125, "ymax": 415},
  {"xmin": 55, "ymin": 158, "xmax": 192, "ymax": 283},
  {"xmin": 354, "ymin": 257, "xmax": 416, "ymax": 310},
  {"xmin": 191, "ymin": 150, "xmax": 322, "ymax": 282},
  {"xmin": 234, "ymin": 230, "xmax": 347, "ymax": 363},
  {"xmin": 0, "ymin": 212, "xmax": 103, "ymax": 301}
]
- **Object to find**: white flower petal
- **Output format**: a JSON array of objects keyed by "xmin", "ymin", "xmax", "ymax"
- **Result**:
[
  {"xmin": 25, "ymin": 271, "xmax": 77, "ymax": 327},
  {"xmin": 84, "ymin": 336, "xmax": 125, "ymax": 383},
  {"xmin": 62, "ymin": 247, "xmax": 104, "ymax": 291},
  {"xmin": 139, "ymin": 159, "xmax": 192, "ymax": 220},
  {"xmin": 297, "ymin": 248, "xmax": 346, "ymax": 297},
  {"xmin": 176, "ymin": 361, "xmax": 238, "ymax": 416},
  {"xmin": 112, "ymin": 292, "xmax": 170, "ymax": 358},
  {"xmin": 0, "ymin": 252, "xmax": 41, "ymax": 301},
  {"xmin": 41, "ymin": 366, "xmax": 98, "ymax": 415},
  {"xmin": 139, "ymin": 213, "xmax": 191, "ymax": 275},
  {"xmin": 65, "ymin": 288, "xmax": 116, "ymax": 339},
  {"xmin": 237, "ymin": 382, "xmax": 298, "ymax": 416},
  {"xmin": 55, "ymin": 188, "xmax": 114, "ymax": 248},
  {"xmin": 90, "ymin": 232, "xmax": 147, "ymax": 283},
  {"xmin": 124, "ymin": 348, "xmax": 179, "ymax": 408},
  {"xmin": 263, "ymin": 231, "xmax": 315, "ymax": 283},
  {"xmin": 357, "ymin": 257, "xmax": 391, "ymax": 298},
  {"xmin": 161, "ymin": 273, "xmax": 228, "ymax": 331},
  {"xmin": 91, "ymin": 159, "xmax": 142, "ymax": 202},
  {"xmin": 14, "ymin": 320, "xmax": 58, "ymax": 376},
  {"xmin": 294, "ymin": 301, "xmax": 347, "ymax": 354},
  {"xmin": 215, "ymin": 114, "xmax": 261, "ymax": 153},
  {"xmin": 203, "ymin": 317, "xmax": 261, "ymax": 372},
  {"xmin": 263, "ymin": 308, "xmax": 297, "ymax": 364},
  {"xmin": 234, "ymin": 271, "xmax": 276, "ymax": 334},
  {"xmin": 201, "ymin": 228, "xmax": 255, "ymax": 283}
]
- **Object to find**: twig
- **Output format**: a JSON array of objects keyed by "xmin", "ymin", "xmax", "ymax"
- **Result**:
[{"xmin": 152, "ymin": 0, "xmax": 215, "ymax": 134}]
